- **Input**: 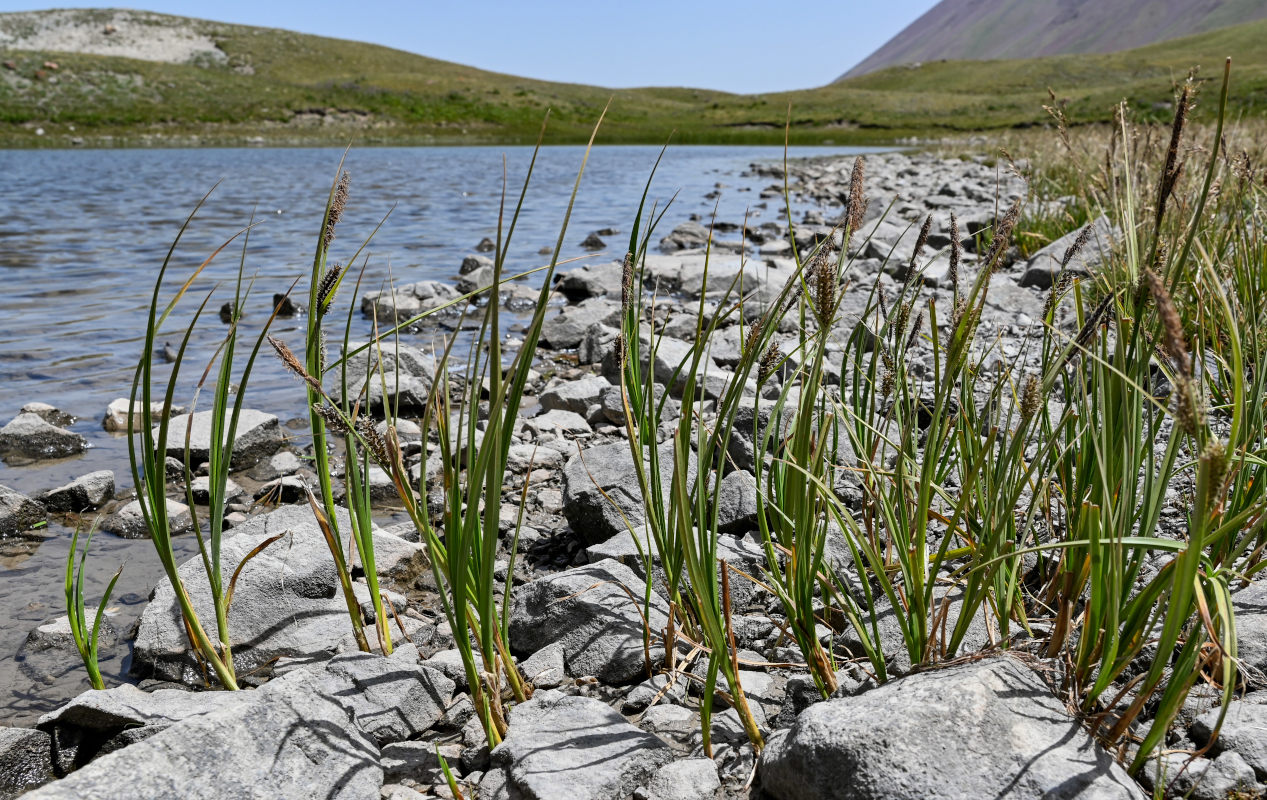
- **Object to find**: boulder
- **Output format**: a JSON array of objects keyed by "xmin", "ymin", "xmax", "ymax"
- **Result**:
[
  {"xmin": 20, "ymin": 402, "xmax": 73, "ymax": 427},
  {"xmin": 479, "ymin": 690, "xmax": 673, "ymax": 800},
  {"xmin": 758, "ymin": 656, "xmax": 1143, "ymax": 799},
  {"xmin": 0, "ymin": 485, "xmax": 45, "ymax": 537},
  {"xmin": 0, "ymin": 413, "xmax": 87, "ymax": 460},
  {"xmin": 1227, "ymin": 581, "xmax": 1267, "ymax": 686},
  {"xmin": 1140, "ymin": 750, "xmax": 1262, "ymax": 800},
  {"xmin": 509, "ymin": 559, "xmax": 669, "ymax": 684},
  {"xmin": 133, "ymin": 504, "xmax": 424, "ymax": 683},
  {"xmin": 18, "ymin": 611, "xmax": 121, "ymax": 687},
  {"xmin": 37, "ymin": 471, "xmax": 115, "ymax": 512},
  {"xmin": 320, "ymin": 646, "xmax": 454, "ymax": 746},
  {"xmin": 717, "ymin": 469, "xmax": 759, "ymax": 534},
  {"xmin": 1019, "ymin": 216, "xmax": 1117, "ymax": 289},
  {"xmin": 0, "ymin": 726, "xmax": 53, "ymax": 797},
  {"xmin": 562, "ymin": 440, "xmax": 695, "ymax": 544},
  {"xmin": 160, "ymin": 410, "xmax": 284, "ymax": 471},
  {"xmin": 460, "ymin": 254, "xmax": 493, "ymax": 275},
  {"xmin": 1192, "ymin": 699, "xmax": 1267, "ymax": 779},
  {"xmin": 524, "ymin": 408, "xmax": 590, "ymax": 436}
]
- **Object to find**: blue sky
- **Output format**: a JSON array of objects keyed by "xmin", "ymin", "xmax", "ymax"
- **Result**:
[{"xmin": 0, "ymin": 1, "xmax": 941, "ymax": 93}]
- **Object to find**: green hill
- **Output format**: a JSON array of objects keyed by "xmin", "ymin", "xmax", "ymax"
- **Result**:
[{"xmin": 1, "ymin": 9, "xmax": 1264, "ymax": 147}]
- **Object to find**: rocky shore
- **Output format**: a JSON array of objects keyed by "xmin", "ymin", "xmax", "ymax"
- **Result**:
[{"xmin": 0, "ymin": 150, "xmax": 1260, "ymax": 800}]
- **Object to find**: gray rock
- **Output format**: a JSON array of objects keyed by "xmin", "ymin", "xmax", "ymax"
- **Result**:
[
  {"xmin": 579, "ymin": 232, "xmax": 606, "ymax": 250},
  {"xmin": 186, "ymin": 475, "xmax": 242, "ymax": 505},
  {"xmin": 245, "ymin": 450, "xmax": 303, "ymax": 482},
  {"xmin": 541, "ymin": 298, "xmax": 621, "ymax": 350},
  {"xmin": 540, "ymin": 375, "xmax": 612, "ymax": 415},
  {"xmin": 660, "ymin": 221, "xmax": 711, "ymax": 252},
  {"xmin": 102, "ymin": 398, "xmax": 186, "ymax": 433},
  {"xmin": 38, "ymin": 684, "xmax": 245, "ymax": 734},
  {"xmin": 37, "ymin": 471, "xmax": 115, "ymax": 512},
  {"xmin": 578, "ymin": 322, "xmax": 620, "ymax": 365},
  {"xmin": 320, "ymin": 647, "xmax": 454, "ymax": 746},
  {"xmin": 460, "ymin": 254, "xmax": 494, "ymax": 275},
  {"xmin": 336, "ymin": 341, "xmax": 437, "ymax": 415},
  {"xmin": 479, "ymin": 690, "xmax": 673, "ymax": 800},
  {"xmin": 456, "ymin": 264, "xmax": 495, "ymax": 294},
  {"xmin": 20, "ymin": 402, "xmax": 72, "ymax": 426},
  {"xmin": 525, "ymin": 409, "xmax": 591, "ymax": 436},
  {"xmin": 647, "ymin": 758, "xmax": 721, "ymax": 800},
  {"xmin": 419, "ymin": 649, "xmax": 469, "ymax": 692},
  {"xmin": 556, "ymin": 261, "xmax": 625, "ymax": 300},
  {"xmin": 758, "ymin": 656, "xmax": 1143, "ymax": 799},
  {"xmin": 362, "ymin": 279, "xmax": 461, "ymax": 322},
  {"xmin": 562, "ymin": 440, "xmax": 695, "ymax": 544},
  {"xmin": 510, "ymin": 559, "xmax": 669, "ymax": 684},
  {"xmin": 160, "ymin": 409, "xmax": 284, "ymax": 471},
  {"xmin": 1019, "ymin": 216, "xmax": 1116, "ymax": 289},
  {"xmin": 718, "ymin": 469, "xmax": 759, "ymax": 534},
  {"xmin": 1192, "ymin": 699, "xmax": 1267, "ymax": 778},
  {"xmin": 24, "ymin": 671, "xmax": 381, "ymax": 800},
  {"xmin": 623, "ymin": 672, "xmax": 687, "ymax": 713},
  {"xmin": 18, "ymin": 611, "xmax": 121, "ymax": 686},
  {"xmin": 1140, "ymin": 750, "xmax": 1262, "ymax": 800},
  {"xmin": 1229, "ymin": 581, "xmax": 1267, "ymax": 686},
  {"xmin": 518, "ymin": 641, "xmax": 566, "ymax": 689},
  {"xmin": 0, "ymin": 485, "xmax": 45, "ymax": 537},
  {"xmin": 101, "ymin": 498, "xmax": 192, "ymax": 539},
  {"xmin": 253, "ymin": 475, "xmax": 308, "ymax": 504},
  {"xmin": 133, "ymin": 504, "xmax": 421, "ymax": 683},
  {"xmin": 0, "ymin": 413, "xmax": 87, "ymax": 460},
  {"xmin": 0, "ymin": 726, "xmax": 53, "ymax": 798}
]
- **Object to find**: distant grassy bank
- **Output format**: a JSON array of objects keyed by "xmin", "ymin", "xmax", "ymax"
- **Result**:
[{"xmin": 2, "ymin": 9, "xmax": 1264, "ymax": 148}]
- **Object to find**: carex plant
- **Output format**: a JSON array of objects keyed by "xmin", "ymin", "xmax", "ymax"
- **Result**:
[
  {"xmin": 267, "ymin": 111, "xmax": 608, "ymax": 747},
  {"xmin": 64, "ymin": 519, "xmax": 122, "ymax": 690},
  {"xmin": 129, "ymin": 193, "xmax": 288, "ymax": 690}
]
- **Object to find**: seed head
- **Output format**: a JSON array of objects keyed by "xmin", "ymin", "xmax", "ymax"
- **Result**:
[
  {"xmin": 1043, "ymin": 272, "xmax": 1074, "ymax": 323},
  {"xmin": 846, "ymin": 156, "xmax": 868, "ymax": 235},
  {"xmin": 948, "ymin": 212, "xmax": 961, "ymax": 295},
  {"xmin": 906, "ymin": 309, "xmax": 924, "ymax": 351},
  {"xmin": 1201, "ymin": 438, "xmax": 1231, "ymax": 497},
  {"xmin": 355, "ymin": 415, "xmax": 392, "ymax": 466},
  {"xmin": 813, "ymin": 257, "xmax": 836, "ymax": 322},
  {"xmin": 982, "ymin": 198, "xmax": 1022, "ymax": 270},
  {"xmin": 1060, "ymin": 226, "xmax": 1093, "ymax": 272},
  {"xmin": 1173, "ymin": 376, "xmax": 1204, "ymax": 439},
  {"xmin": 313, "ymin": 402, "xmax": 351, "ymax": 437},
  {"xmin": 1020, "ymin": 375, "xmax": 1042, "ymax": 421},
  {"xmin": 758, "ymin": 342, "xmax": 782, "ymax": 384},
  {"xmin": 1144, "ymin": 267, "xmax": 1191, "ymax": 379},
  {"xmin": 880, "ymin": 369, "xmax": 894, "ymax": 401},
  {"xmin": 269, "ymin": 335, "xmax": 324, "ymax": 396},
  {"xmin": 909, "ymin": 215, "xmax": 933, "ymax": 272},
  {"xmin": 323, "ymin": 171, "xmax": 350, "ymax": 249},
  {"xmin": 316, "ymin": 262, "xmax": 344, "ymax": 314},
  {"xmin": 1156, "ymin": 83, "xmax": 1192, "ymax": 229}
]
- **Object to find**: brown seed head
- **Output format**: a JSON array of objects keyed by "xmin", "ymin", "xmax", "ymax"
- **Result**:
[
  {"xmin": 983, "ymin": 198, "xmax": 1022, "ymax": 270},
  {"xmin": 354, "ymin": 415, "xmax": 392, "ymax": 466},
  {"xmin": 846, "ymin": 156, "xmax": 868, "ymax": 234},
  {"xmin": 620, "ymin": 251, "xmax": 635, "ymax": 311},
  {"xmin": 313, "ymin": 402, "xmax": 351, "ymax": 437},
  {"xmin": 269, "ymin": 335, "xmax": 324, "ymax": 396},
  {"xmin": 1060, "ymin": 225, "xmax": 1093, "ymax": 271},
  {"xmin": 758, "ymin": 342, "xmax": 782, "ymax": 384},
  {"xmin": 948, "ymin": 213, "xmax": 961, "ymax": 294},
  {"xmin": 906, "ymin": 309, "xmax": 924, "ymax": 351},
  {"xmin": 1144, "ymin": 267, "xmax": 1191, "ymax": 379},
  {"xmin": 323, "ymin": 171, "xmax": 350, "ymax": 249},
  {"xmin": 909, "ymin": 215, "xmax": 933, "ymax": 272},
  {"xmin": 1021, "ymin": 375, "xmax": 1042, "ymax": 421},
  {"xmin": 1043, "ymin": 272, "xmax": 1074, "ymax": 323},
  {"xmin": 316, "ymin": 262, "xmax": 344, "ymax": 313}
]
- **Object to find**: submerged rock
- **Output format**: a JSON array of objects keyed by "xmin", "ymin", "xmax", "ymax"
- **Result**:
[
  {"xmin": 0, "ymin": 413, "xmax": 87, "ymax": 460},
  {"xmin": 479, "ymin": 690, "xmax": 673, "ymax": 800},
  {"xmin": 100, "ymin": 498, "xmax": 191, "ymax": 539},
  {"xmin": 102, "ymin": 399, "xmax": 186, "ymax": 433},
  {"xmin": 758, "ymin": 656, "xmax": 1143, "ymax": 799}
]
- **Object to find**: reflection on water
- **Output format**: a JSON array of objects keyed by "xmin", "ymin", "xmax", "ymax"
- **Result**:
[{"xmin": 0, "ymin": 143, "xmax": 886, "ymax": 722}]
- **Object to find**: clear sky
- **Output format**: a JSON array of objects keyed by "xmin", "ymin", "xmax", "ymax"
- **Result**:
[{"xmin": 0, "ymin": 1, "xmax": 942, "ymax": 93}]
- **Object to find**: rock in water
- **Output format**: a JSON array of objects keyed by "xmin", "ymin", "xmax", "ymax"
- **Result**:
[
  {"xmin": 510, "ymin": 559, "xmax": 668, "ymax": 684},
  {"xmin": 758, "ymin": 656, "xmax": 1143, "ymax": 799},
  {"xmin": 479, "ymin": 690, "xmax": 673, "ymax": 800},
  {"xmin": 0, "ymin": 413, "xmax": 87, "ymax": 460},
  {"xmin": 37, "ymin": 471, "xmax": 115, "ymax": 512}
]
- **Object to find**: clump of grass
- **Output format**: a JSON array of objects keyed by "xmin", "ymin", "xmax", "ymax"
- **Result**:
[{"xmin": 64, "ymin": 520, "xmax": 122, "ymax": 691}]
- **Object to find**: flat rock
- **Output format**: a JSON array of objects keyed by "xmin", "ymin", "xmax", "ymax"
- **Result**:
[
  {"xmin": 555, "ymin": 261, "xmax": 625, "ymax": 300},
  {"xmin": 0, "ymin": 485, "xmax": 46, "ymax": 537},
  {"xmin": 0, "ymin": 413, "xmax": 87, "ymax": 460},
  {"xmin": 36, "ymin": 471, "xmax": 115, "ymax": 512},
  {"xmin": 539, "ymin": 375, "xmax": 612, "ymax": 415},
  {"xmin": 510, "ymin": 559, "xmax": 669, "ymax": 684},
  {"xmin": 540, "ymin": 298, "xmax": 620, "ymax": 350},
  {"xmin": 1228, "ymin": 581, "xmax": 1267, "ymax": 686},
  {"xmin": 479, "ymin": 690, "xmax": 673, "ymax": 800},
  {"xmin": 758, "ymin": 656, "xmax": 1143, "ymax": 799},
  {"xmin": 320, "ymin": 646, "xmax": 454, "ymax": 746},
  {"xmin": 160, "ymin": 409, "xmax": 284, "ymax": 471}
]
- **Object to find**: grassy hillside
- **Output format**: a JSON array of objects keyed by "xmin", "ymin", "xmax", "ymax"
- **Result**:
[{"xmin": 1, "ymin": 9, "xmax": 1264, "ymax": 147}]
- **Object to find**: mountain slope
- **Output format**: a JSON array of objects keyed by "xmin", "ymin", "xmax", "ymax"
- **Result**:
[{"xmin": 841, "ymin": 0, "xmax": 1267, "ymax": 79}]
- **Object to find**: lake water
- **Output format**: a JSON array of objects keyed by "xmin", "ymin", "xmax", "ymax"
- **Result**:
[{"xmin": 0, "ymin": 143, "xmax": 887, "ymax": 723}]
